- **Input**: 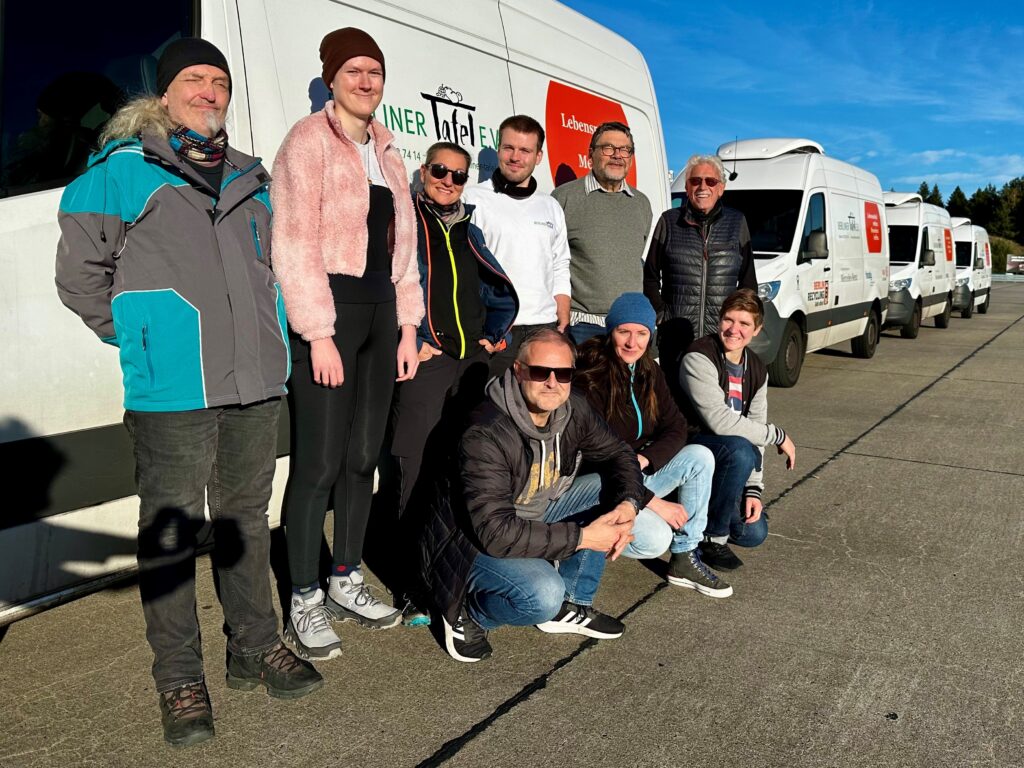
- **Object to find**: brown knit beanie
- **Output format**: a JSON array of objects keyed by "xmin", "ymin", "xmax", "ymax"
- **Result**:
[{"xmin": 320, "ymin": 28, "xmax": 385, "ymax": 87}]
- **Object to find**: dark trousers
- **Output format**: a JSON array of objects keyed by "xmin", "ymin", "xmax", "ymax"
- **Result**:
[
  {"xmin": 487, "ymin": 322, "xmax": 559, "ymax": 378},
  {"xmin": 370, "ymin": 349, "xmax": 489, "ymax": 595},
  {"xmin": 125, "ymin": 400, "xmax": 281, "ymax": 694},
  {"xmin": 690, "ymin": 433, "xmax": 768, "ymax": 547},
  {"xmin": 284, "ymin": 301, "xmax": 397, "ymax": 587}
]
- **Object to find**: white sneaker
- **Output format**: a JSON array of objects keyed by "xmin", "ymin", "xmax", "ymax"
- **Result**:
[
  {"xmin": 325, "ymin": 570, "xmax": 402, "ymax": 629},
  {"xmin": 284, "ymin": 589, "xmax": 342, "ymax": 660}
]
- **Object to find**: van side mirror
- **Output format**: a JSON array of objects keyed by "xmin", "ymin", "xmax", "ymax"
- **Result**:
[
  {"xmin": 800, "ymin": 230, "xmax": 828, "ymax": 262},
  {"xmin": 974, "ymin": 256, "xmax": 984, "ymax": 270},
  {"xmin": 921, "ymin": 249, "xmax": 936, "ymax": 267}
]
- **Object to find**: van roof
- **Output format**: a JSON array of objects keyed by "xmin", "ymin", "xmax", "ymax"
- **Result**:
[
  {"xmin": 951, "ymin": 217, "xmax": 972, "ymax": 228},
  {"xmin": 884, "ymin": 192, "xmax": 923, "ymax": 206},
  {"xmin": 717, "ymin": 138, "xmax": 825, "ymax": 161}
]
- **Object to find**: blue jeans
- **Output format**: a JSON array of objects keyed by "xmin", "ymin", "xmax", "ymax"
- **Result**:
[
  {"xmin": 465, "ymin": 473, "xmax": 606, "ymax": 631},
  {"xmin": 690, "ymin": 433, "xmax": 768, "ymax": 547},
  {"xmin": 125, "ymin": 401, "xmax": 282, "ymax": 693},
  {"xmin": 567, "ymin": 322, "xmax": 606, "ymax": 346},
  {"xmin": 624, "ymin": 444, "xmax": 714, "ymax": 558}
]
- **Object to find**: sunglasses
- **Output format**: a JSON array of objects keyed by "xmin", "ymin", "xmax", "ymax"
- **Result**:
[
  {"xmin": 687, "ymin": 176, "xmax": 721, "ymax": 188},
  {"xmin": 519, "ymin": 363, "xmax": 575, "ymax": 383},
  {"xmin": 426, "ymin": 163, "xmax": 469, "ymax": 186}
]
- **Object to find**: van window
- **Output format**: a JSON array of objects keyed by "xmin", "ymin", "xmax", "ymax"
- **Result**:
[
  {"xmin": 721, "ymin": 189, "xmax": 803, "ymax": 257},
  {"xmin": 955, "ymin": 242, "xmax": 972, "ymax": 267},
  {"xmin": 671, "ymin": 191, "xmax": 685, "ymax": 209},
  {"xmin": 799, "ymin": 192, "xmax": 827, "ymax": 255},
  {"xmin": 888, "ymin": 225, "xmax": 918, "ymax": 263},
  {"xmin": 0, "ymin": 1, "xmax": 196, "ymax": 199}
]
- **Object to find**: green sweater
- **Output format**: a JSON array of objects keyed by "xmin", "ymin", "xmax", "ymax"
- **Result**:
[{"xmin": 551, "ymin": 175, "xmax": 653, "ymax": 316}]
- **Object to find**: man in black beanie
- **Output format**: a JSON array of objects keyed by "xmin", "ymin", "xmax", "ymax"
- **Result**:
[{"xmin": 55, "ymin": 38, "xmax": 323, "ymax": 748}]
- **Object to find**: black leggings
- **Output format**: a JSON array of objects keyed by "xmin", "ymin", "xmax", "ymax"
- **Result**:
[{"xmin": 284, "ymin": 300, "xmax": 397, "ymax": 587}]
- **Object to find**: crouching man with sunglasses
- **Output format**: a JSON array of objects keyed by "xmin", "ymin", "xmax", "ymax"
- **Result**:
[
  {"xmin": 420, "ymin": 329, "xmax": 645, "ymax": 662},
  {"xmin": 642, "ymin": 153, "xmax": 757, "ymax": 401},
  {"xmin": 371, "ymin": 141, "xmax": 518, "ymax": 624}
]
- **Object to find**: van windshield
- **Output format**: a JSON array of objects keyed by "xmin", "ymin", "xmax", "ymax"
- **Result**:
[
  {"xmin": 722, "ymin": 190, "xmax": 803, "ymax": 257},
  {"xmin": 955, "ymin": 242, "xmax": 972, "ymax": 267},
  {"xmin": 888, "ymin": 225, "xmax": 919, "ymax": 263}
]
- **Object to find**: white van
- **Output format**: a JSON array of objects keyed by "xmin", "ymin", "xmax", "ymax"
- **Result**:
[
  {"xmin": 883, "ymin": 192, "xmax": 956, "ymax": 337},
  {"xmin": 0, "ymin": 0, "xmax": 669, "ymax": 623},
  {"xmin": 950, "ymin": 219, "xmax": 993, "ymax": 318},
  {"xmin": 671, "ymin": 138, "xmax": 889, "ymax": 387}
]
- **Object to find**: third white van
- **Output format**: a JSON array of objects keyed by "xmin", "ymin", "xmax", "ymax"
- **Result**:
[
  {"xmin": 883, "ymin": 192, "xmax": 956, "ymax": 337},
  {"xmin": 950, "ymin": 219, "xmax": 993, "ymax": 318}
]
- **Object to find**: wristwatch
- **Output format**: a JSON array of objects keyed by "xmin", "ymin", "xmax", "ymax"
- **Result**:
[{"xmin": 622, "ymin": 497, "xmax": 641, "ymax": 514}]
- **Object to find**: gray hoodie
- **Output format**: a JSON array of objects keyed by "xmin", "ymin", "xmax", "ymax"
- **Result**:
[{"xmin": 486, "ymin": 370, "xmax": 580, "ymax": 520}]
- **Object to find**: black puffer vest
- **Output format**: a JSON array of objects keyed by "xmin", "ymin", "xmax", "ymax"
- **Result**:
[{"xmin": 661, "ymin": 202, "xmax": 746, "ymax": 338}]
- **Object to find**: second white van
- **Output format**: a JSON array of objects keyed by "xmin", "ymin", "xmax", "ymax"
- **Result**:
[
  {"xmin": 675, "ymin": 138, "xmax": 890, "ymax": 387},
  {"xmin": 883, "ymin": 192, "xmax": 956, "ymax": 337}
]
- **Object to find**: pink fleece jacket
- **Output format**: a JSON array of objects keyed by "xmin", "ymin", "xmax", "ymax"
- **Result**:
[{"xmin": 270, "ymin": 102, "xmax": 423, "ymax": 341}]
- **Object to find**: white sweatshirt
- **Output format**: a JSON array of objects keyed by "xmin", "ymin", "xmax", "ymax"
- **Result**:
[{"xmin": 462, "ymin": 180, "xmax": 570, "ymax": 326}]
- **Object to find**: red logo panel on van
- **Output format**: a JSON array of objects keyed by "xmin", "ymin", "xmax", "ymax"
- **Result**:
[
  {"xmin": 545, "ymin": 81, "xmax": 637, "ymax": 188},
  {"xmin": 864, "ymin": 202, "xmax": 882, "ymax": 253},
  {"xmin": 943, "ymin": 229, "xmax": 954, "ymax": 261},
  {"xmin": 985, "ymin": 242, "xmax": 991, "ymax": 266}
]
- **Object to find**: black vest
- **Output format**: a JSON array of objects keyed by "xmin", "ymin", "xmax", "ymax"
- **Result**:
[
  {"xmin": 661, "ymin": 202, "xmax": 746, "ymax": 338},
  {"xmin": 680, "ymin": 334, "xmax": 767, "ymax": 435}
]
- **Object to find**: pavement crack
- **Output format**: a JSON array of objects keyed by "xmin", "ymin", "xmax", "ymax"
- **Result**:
[
  {"xmin": 415, "ymin": 582, "xmax": 667, "ymax": 767},
  {"xmin": 764, "ymin": 310, "xmax": 1024, "ymax": 516}
]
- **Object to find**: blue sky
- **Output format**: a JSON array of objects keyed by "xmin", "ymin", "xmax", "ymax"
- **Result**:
[{"xmin": 561, "ymin": 0, "xmax": 1024, "ymax": 199}]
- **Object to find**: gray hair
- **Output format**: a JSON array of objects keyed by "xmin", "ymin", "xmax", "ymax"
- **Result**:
[
  {"xmin": 516, "ymin": 328, "xmax": 576, "ymax": 365},
  {"xmin": 682, "ymin": 154, "xmax": 727, "ymax": 185}
]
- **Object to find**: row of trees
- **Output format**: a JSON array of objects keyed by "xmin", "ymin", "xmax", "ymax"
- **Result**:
[{"xmin": 914, "ymin": 179, "xmax": 1024, "ymax": 243}]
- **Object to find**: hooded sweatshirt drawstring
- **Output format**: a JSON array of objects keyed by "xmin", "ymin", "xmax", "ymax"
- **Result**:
[{"xmin": 628, "ymin": 362, "xmax": 643, "ymax": 440}]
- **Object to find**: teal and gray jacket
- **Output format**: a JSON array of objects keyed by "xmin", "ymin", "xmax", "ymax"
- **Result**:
[{"xmin": 55, "ymin": 132, "xmax": 290, "ymax": 412}]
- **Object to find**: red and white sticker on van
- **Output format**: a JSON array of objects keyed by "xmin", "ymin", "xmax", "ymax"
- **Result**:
[
  {"xmin": 864, "ymin": 202, "xmax": 883, "ymax": 253},
  {"xmin": 944, "ymin": 229, "xmax": 954, "ymax": 261},
  {"xmin": 545, "ymin": 81, "xmax": 636, "ymax": 188}
]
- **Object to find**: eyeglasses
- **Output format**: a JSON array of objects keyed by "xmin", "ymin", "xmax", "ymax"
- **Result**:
[
  {"xmin": 595, "ymin": 144, "xmax": 634, "ymax": 157},
  {"xmin": 519, "ymin": 363, "xmax": 575, "ymax": 383},
  {"xmin": 687, "ymin": 176, "xmax": 721, "ymax": 188},
  {"xmin": 426, "ymin": 163, "xmax": 469, "ymax": 186}
]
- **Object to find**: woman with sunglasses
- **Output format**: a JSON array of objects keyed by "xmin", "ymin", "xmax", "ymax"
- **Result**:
[
  {"xmin": 642, "ymin": 154, "xmax": 757, "ymax": 401},
  {"xmin": 374, "ymin": 141, "xmax": 518, "ymax": 624},
  {"xmin": 574, "ymin": 293, "xmax": 731, "ymax": 597},
  {"xmin": 270, "ymin": 28, "xmax": 424, "ymax": 661}
]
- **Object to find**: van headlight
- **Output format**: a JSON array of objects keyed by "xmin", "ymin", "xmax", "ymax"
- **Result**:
[
  {"xmin": 889, "ymin": 278, "xmax": 912, "ymax": 291},
  {"xmin": 758, "ymin": 281, "xmax": 780, "ymax": 302},
  {"xmin": 956, "ymin": 277, "xmax": 969, "ymax": 287}
]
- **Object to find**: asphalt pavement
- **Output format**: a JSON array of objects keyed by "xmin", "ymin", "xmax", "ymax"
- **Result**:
[{"xmin": 3, "ymin": 283, "xmax": 1022, "ymax": 768}]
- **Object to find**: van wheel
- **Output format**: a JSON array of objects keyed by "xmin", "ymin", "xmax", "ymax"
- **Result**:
[
  {"xmin": 767, "ymin": 320, "xmax": 804, "ymax": 388},
  {"xmin": 935, "ymin": 298, "xmax": 951, "ymax": 328},
  {"xmin": 961, "ymin": 293, "xmax": 974, "ymax": 319},
  {"xmin": 978, "ymin": 292, "xmax": 990, "ymax": 314},
  {"xmin": 852, "ymin": 310, "xmax": 880, "ymax": 358},
  {"xmin": 900, "ymin": 303, "xmax": 921, "ymax": 339}
]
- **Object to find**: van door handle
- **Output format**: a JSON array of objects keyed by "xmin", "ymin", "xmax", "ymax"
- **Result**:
[{"xmin": 822, "ymin": 266, "xmax": 831, "ymax": 272}]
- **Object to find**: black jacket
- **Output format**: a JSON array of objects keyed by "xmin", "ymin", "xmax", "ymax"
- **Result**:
[
  {"xmin": 643, "ymin": 201, "xmax": 757, "ymax": 342},
  {"xmin": 420, "ymin": 386, "xmax": 645, "ymax": 627}
]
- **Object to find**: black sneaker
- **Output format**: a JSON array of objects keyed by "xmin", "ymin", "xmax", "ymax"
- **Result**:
[
  {"xmin": 667, "ymin": 550, "xmax": 733, "ymax": 598},
  {"xmin": 158, "ymin": 681, "xmax": 215, "ymax": 748},
  {"xmin": 225, "ymin": 642, "xmax": 324, "ymax": 699},
  {"xmin": 536, "ymin": 601, "xmax": 624, "ymax": 639},
  {"xmin": 442, "ymin": 609, "xmax": 492, "ymax": 662},
  {"xmin": 699, "ymin": 540, "xmax": 744, "ymax": 570}
]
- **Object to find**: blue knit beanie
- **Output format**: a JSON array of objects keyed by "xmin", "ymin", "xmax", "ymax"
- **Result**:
[{"xmin": 605, "ymin": 292, "xmax": 656, "ymax": 334}]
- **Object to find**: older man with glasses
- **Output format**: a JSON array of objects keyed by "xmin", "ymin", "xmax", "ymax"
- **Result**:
[
  {"xmin": 643, "ymin": 153, "xmax": 757, "ymax": 401},
  {"xmin": 552, "ymin": 121, "xmax": 653, "ymax": 345},
  {"xmin": 419, "ymin": 328, "xmax": 645, "ymax": 662}
]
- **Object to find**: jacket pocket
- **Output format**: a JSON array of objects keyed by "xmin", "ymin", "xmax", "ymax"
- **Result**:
[{"xmin": 249, "ymin": 213, "xmax": 265, "ymax": 261}]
